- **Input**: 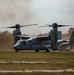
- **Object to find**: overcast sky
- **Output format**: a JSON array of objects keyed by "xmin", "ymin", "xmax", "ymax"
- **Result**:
[{"xmin": 0, "ymin": 0, "xmax": 74, "ymax": 35}]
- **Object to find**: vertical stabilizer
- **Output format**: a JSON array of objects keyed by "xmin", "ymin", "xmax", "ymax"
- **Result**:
[
  {"xmin": 57, "ymin": 31, "xmax": 62, "ymax": 40},
  {"xmin": 50, "ymin": 30, "xmax": 62, "ymax": 49},
  {"xmin": 70, "ymin": 31, "xmax": 74, "ymax": 49}
]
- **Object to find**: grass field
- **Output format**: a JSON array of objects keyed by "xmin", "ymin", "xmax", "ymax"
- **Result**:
[
  {"xmin": 0, "ymin": 50, "xmax": 74, "ymax": 75},
  {"xmin": 0, "ymin": 72, "xmax": 74, "ymax": 75},
  {"xmin": 0, "ymin": 50, "xmax": 74, "ymax": 62}
]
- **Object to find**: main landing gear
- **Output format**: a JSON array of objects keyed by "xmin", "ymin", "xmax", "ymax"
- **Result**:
[
  {"xmin": 46, "ymin": 49, "xmax": 49, "ymax": 52},
  {"xmin": 35, "ymin": 49, "xmax": 49, "ymax": 52},
  {"xmin": 15, "ymin": 49, "xmax": 19, "ymax": 52},
  {"xmin": 35, "ymin": 50, "xmax": 39, "ymax": 52}
]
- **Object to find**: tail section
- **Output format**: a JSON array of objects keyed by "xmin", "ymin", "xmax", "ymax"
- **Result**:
[
  {"xmin": 70, "ymin": 31, "xmax": 74, "ymax": 49},
  {"xmin": 57, "ymin": 31, "xmax": 62, "ymax": 40},
  {"xmin": 50, "ymin": 30, "xmax": 62, "ymax": 49},
  {"xmin": 50, "ymin": 30, "xmax": 56, "ymax": 49}
]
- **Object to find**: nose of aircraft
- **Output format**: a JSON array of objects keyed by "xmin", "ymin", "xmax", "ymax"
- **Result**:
[
  {"xmin": 12, "ymin": 45, "xmax": 19, "ymax": 49},
  {"xmin": 12, "ymin": 45, "xmax": 17, "ymax": 49}
]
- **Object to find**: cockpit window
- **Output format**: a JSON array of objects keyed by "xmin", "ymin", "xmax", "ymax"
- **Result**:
[
  {"xmin": 15, "ymin": 40, "xmax": 21, "ymax": 45},
  {"xmin": 21, "ymin": 41, "xmax": 26, "ymax": 45}
]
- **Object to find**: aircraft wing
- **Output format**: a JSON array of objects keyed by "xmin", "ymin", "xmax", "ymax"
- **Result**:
[
  {"xmin": 35, "ymin": 36, "xmax": 49, "ymax": 40},
  {"xmin": 57, "ymin": 39, "xmax": 69, "ymax": 42},
  {"xmin": 57, "ymin": 39, "xmax": 70, "ymax": 46},
  {"xmin": 16, "ymin": 35, "xmax": 30, "ymax": 39},
  {"xmin": 16, "ymin": 35, "xmax": 50, "ymax": 40}
]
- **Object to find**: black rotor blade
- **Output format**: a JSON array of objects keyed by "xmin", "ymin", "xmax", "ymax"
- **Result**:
[
  {"xmin": 46, "ymin": 24, "xmax": 53, "ymax": 27},
  {"xmin": 58, "ymin": 25, "xmax": 74, "ymax": 27},
  {"xmin": 0, "ymin": 24, "xmax": 38, "ymax": 29},
  {"xmin": 39, "ymin": 24, "xmax": 54, "ymax": 28},
  {"xmin": 0, "ymin": 26, "xmax": 16, "ymax": 29},
  {"xmin": 55, "ymin": 25, "xmax": 74, "ymax": 27},
  {"xmin": 46, "ymin": 24, "xmax": 74, "ymax": 27},
  {"xmin": 20, "ymin": 24, "xmax": 38, "ymax": 27},
  {"xmin": 5, "ymin": 26, "xmax": 16, "ymax": 28},
  {"xmin": 39, "ymin": 26, "xmax": 50, "ymax": 27}
]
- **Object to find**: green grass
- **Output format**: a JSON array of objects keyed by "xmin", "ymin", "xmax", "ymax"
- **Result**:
[
  {"xmin": 0, "ymin": 72, "xmax": 74, "ymax": 75},
  {"xmin": 0, "ymin": 63, "xmax": 74, "ymax": 70},
  {"xmin": 0, "ymin": 50, "xmax": 74, "ymax": 75},
  {"xmin": 0, "ymin": 50, "xmax": 74, "ymax": 62}
]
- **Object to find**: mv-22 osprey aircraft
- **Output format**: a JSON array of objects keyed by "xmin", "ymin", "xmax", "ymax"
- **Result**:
[{"xmin": 3, "ymin": 23, "xmax": 74, "ymax": 52}]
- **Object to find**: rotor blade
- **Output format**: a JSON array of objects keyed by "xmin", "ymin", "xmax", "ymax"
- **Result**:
[
  {"xmin": 39, "ymin": 24, "xmax": 54, "ymax": 28},
  {"xmin": 46, "ymin": 24, "xmax": 53, "ymax": 27},
  {"xmin": 0, "ymin": 24, "xmax": 38, "ymax": 29},
  {"xmin": 39, "ymin": 24, "xmax": 74, "ymax": 28},
  {"xmin": 46, "ymin": 24, "xmax": 74, "ymax": 27},
  {"xmin": 6, "ymin": 26, "xmax": 16, "ymax": 28},
  {"xmin": 57, "ymin": 25, "xmax": 74, "ymax": 27},
  {"xmin": 0, "ymin": 26, "xmax": 16, "ymax": 29},
  {"xmin": 39, "ymin": 26, "xmax": 50, "ymax": 27},
  {"xmin": 20, "ymin": 24, "xmax": 38, "ymax": 27}
]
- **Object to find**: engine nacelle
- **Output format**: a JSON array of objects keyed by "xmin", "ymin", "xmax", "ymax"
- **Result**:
[{"xmin": 50, "ymin": 30, "xmax": 62, "ymax": 49}]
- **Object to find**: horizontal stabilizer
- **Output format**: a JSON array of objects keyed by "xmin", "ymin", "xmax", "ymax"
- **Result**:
[{"xmin": 16, "ymin": 35, "xmax": 30, "ymax": 39}]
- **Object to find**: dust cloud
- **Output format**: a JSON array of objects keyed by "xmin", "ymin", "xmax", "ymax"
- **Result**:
[
  {"xmin": 0, "ymin": 0, "xmax": 39, "ymax": 35},
  {"xmin": 0, "ymin": 0, "xmax": 74, "ymax": 35}
]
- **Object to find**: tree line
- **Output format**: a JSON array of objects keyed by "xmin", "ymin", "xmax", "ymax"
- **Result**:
[{"xmin": 0, "ymin": 31, "xmax": 13, "ymax": 50}]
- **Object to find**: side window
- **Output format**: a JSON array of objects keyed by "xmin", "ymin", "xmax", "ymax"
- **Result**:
[{"xmin": 21, "ymin": 41, "xmax": 26, "ymax": 45}]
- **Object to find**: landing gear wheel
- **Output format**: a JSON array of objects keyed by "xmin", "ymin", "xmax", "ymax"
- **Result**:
[
  {"xmin": 35, "ymin": 50, "xmax": 39, "ymax": 52},
  {"xmin": 15, "ymin": 50, "xmax": 19, "ymax": 52},
  {"xmin": 46, "ymin": 49, "xmax": 49, "ymax": 52}
]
